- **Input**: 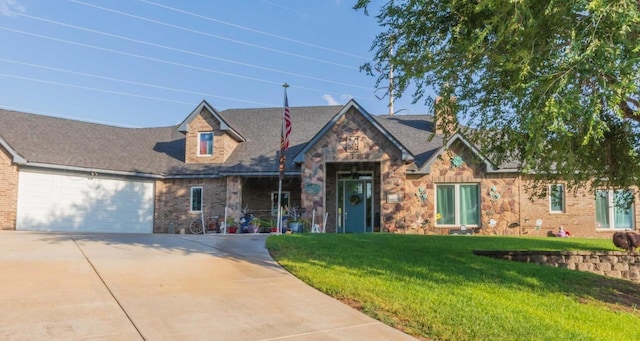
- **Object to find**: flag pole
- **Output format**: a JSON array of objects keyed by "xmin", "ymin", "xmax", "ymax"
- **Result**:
[{"xmin": 277, "ymin": 83, "xmax": 289, "ymax": 234}]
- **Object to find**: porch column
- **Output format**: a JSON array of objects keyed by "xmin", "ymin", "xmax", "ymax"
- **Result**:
[
  {"xmin": 226, "ymin": 176, "xmax": 242, "ymax": 222},
  {"xmin": 301, "ymin": 157, "xmax": 325, "ymax": 229}
]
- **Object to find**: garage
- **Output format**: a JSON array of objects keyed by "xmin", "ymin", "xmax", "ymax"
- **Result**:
[{"xmin": 16, "ymin": 169, "xmax": 154, "ymax": 233}]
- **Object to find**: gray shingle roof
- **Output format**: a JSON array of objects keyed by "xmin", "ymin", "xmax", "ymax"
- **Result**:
[
  {"xmin": 0, "ymin": 109, "xmax": 183, "ymax": 175},
  {"xmin": 372, "ymin": 114, "xmax": 444, "ymax": 167},
  {"xmin": 0, "ymin": 104, "xmax": 516, "ymax": 177},
  {"xmin": 216, "ymin": 105, "xmax": 342, "ymax": 174}
]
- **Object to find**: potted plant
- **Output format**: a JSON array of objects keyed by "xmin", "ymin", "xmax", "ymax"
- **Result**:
[
  {"xmin": 249, "ymin": 216, "xmax": 260, "ymax": 233},
  {"xmin": 255, "ymin": 219, "xmax": 272, "ymax": 233},
  {"xmin": 298, "ymin": 218, "xmax": 311, "ymax": 233},
  {"xmin": 287, "ymin": 206, "xmax": 302, "ymax": 233},
  {"xmin": 226, "ymin": 218, "xmax": 238, "ymax": 234}
]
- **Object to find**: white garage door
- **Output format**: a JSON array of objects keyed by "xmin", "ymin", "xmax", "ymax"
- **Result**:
[{"xmin": 16, "ymin": 169, "xmax": 154, "ymax": 233}]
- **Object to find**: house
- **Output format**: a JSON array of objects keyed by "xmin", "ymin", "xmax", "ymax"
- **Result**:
[{"xmin": 0, "ymin": 99, "xmax": 636, "ymax": 237}]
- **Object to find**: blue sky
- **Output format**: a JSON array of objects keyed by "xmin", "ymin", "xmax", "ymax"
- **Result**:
[{"xmin": 0, "ymin": 0, "xmax": 433, "ymax": 127}]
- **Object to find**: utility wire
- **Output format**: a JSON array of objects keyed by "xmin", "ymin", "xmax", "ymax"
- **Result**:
[
  {"xmin": 0, "ymin": 73, "xmax": 196, "ymax": 106},
  {"xmin": 8, "ymin": 11, "xmax": 370, "ymax": 91},
  {"xmin": 0, "ymin": 103, "xmax": 147, "ymax": 127},
  {"xmin": 0, "ymin": 58, "xmax": 278, "ymax": 107},
  {"xmin": 137, "ymin": 0, "xmax": 369, "ymax": 60},
  {"xmin": 68, "ymin": 0, "xmax": 363, "ymax": 69},
  {"xmin": 0, "ymin": 26, "xmax": 371, "ymax": 99}
]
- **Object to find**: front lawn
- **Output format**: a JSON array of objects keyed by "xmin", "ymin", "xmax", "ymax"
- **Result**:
[{"xmin": 266, "ymin": 234, "xmax": 640, "ymax": 340}]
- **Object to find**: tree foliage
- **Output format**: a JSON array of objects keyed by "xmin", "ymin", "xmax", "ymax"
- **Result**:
[{"xmin": 355, "ymin": 0, "xmax": 640, "ymax": 197}]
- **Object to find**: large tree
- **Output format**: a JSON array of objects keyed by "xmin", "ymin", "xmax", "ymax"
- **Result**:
[{"xmin": 356, "ymin": 0, "xmax": 640, "ymax": 198}]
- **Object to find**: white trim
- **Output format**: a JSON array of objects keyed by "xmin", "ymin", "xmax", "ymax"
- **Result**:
[
  {"xmin": 595, "ymin": 189, "xmax": 635, "ymax": 230},
  {"xmin": 271, "ymin": 191, "xmax": 290, "ymax": 217},
  {"xmin": 178, "ymin": 100, "xmax": 245, "ymax": 142},
  {"xmin": 197, "ymin": 132, "xmax": 214, "ymax": 157},
  {"xmin": 549, "ymin": 184, "xmax": 565, "ymax": 213},
  {"xmin": 190, "ymin": 186, "xmax": 203, "ymax": 213},
  {"xmin": 434, "ymin": 183, "xmax": 480, "ymax": 227},
  {"xmin": 20, "ymin": 163, "xmax": 163, "ymax": 179}
]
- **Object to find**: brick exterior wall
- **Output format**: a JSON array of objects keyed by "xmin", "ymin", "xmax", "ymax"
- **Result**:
[
  {"xmin": 184, "ymin": 108, "xmax": 238, "ymax": 164},
  {"xmin": 4, "ymin": 104, "xmax": 635, "ymax": 238},
  {"xmin": 519, "ymin": 178, "xmax": 639, "ymax": 238},
  {"xmin": 156, "ymin": 104, "xmax": 640, "ymax": 237},
  {"xmin": 154, "ymin": 178, "xmax": 227, "ymax": 233},
  {"xmin": 0, "ymin": 146, "xmax": 18, "ymax": 230}
]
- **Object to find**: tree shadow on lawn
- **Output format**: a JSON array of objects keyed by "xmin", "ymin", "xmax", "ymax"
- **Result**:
[{"xmin": 275, "ymin": 234, "xmax": 640, "ymax": 313}]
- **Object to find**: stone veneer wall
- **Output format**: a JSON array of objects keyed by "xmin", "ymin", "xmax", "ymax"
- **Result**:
[
  {"xmin": 0, "ymin": 146, "xmax": 18, "ymax": 230},
  {"xmin": 474, "ymin": 250, "xmax": 640, "ymax": 282},
  {"xmin": 154, "ymin": 178, "xmax": 227, "ymax": 233},
  {"xmin": 226, "ymin": 176, "xmax": 242, "ymax": 224},
  {"xmin": 300, "ymin": 107, "xmax": 402, "ymax": 232},
  {"xmin": 399, "ymin": 140, "xmax": 521, "ymax": 236}
]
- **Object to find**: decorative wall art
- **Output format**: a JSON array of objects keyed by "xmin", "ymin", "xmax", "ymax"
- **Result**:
[
  {"xmin": 451, "ymin": 155, "xmax": 464, "ymax": 168},
  {"xmin": 415, "ymin": 187, "xmax": 428, "ymax": 203},
  {"xmin": 489, "ymin": 186, "xmax": 501, "ymax": 202},
  {"xmin": 346, "ymin": 136, "xmax": 359, "ymax": 153}
]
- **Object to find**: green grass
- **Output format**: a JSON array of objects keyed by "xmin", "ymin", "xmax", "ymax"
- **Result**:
[{"xmin": 266, "ymin": 234, "xmax": 640, "ymax": 340}]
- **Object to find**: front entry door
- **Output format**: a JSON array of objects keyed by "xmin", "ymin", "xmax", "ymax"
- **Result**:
[{"xmin": 338, "ymin": 179, "xmax": 369, "ymax": 233}]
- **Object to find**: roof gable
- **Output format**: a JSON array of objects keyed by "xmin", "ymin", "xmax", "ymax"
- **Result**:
[
  {"xmin": 293, "ymin": 99, "xmax": 414, "ymax": 163},
  {"xmin": 177, "ymin": 100, "xmax": 246, "ymax": 142},
  {"xmin": 417, "ymin": 133, "xmax": 516, "ymax": 174}
]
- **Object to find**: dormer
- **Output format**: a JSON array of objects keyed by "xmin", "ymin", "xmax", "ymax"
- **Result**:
[{"xmin": 178, "ymin": 100, "xmax": 245, "ymax": 164}]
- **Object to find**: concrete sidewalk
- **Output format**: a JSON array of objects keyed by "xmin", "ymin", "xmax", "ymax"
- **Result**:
[{"xmin": 0, "ymin": 232, "xmax": 415, "ymax": 340}]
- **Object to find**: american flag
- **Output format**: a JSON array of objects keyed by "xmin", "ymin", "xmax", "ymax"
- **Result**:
[
  {"xmin": 279, "ymin": 86, "xmax": 290, "ymax": 180},
  {"xmin": 282, "ymin": 92, "xmax": 291, "ymax": 150}
]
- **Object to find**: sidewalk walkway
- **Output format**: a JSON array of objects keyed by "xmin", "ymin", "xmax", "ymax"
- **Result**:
[{"xmin": 0, "ymin": 232, "xmax": 415, "ymax": 340}]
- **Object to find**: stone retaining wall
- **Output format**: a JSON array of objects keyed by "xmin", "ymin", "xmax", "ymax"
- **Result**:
[{"xmin": 474, "ymin": 250, "xmax": 640, "ymax": 282}]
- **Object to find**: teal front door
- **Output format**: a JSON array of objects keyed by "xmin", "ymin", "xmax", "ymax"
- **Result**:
[{"xmin": 338, "ymin": 179, "xmax": 369, "ymax": 233}]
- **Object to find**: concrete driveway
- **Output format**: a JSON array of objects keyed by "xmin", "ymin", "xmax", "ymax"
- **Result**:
[{"xmin": 0, "ymin": 232, "xmax": 415, "ymax": 340}]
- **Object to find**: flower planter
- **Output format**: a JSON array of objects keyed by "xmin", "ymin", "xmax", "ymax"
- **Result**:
[
  {"xmin": 227, "ymin": 226, "xmax": 238, "ymax": 234},
  {"xmin": 288, "ymin": 222, "xmax": 301, "ymax": 233}
]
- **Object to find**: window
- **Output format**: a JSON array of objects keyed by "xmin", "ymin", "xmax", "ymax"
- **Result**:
[
  {"xmin": 198, "ymin": 132, "xmax": 213, "ymax": 156},
  {"xmin": 596, "ymin": 190, "xmax": 634, "ymax": 229},
  {"xmin": 271, "ymin": 191, "xmax": 290, "ymax": 216},
  {"xmin": 190, "ymin": 187, "xmax": 203, "ymax": 212},
  {"xmin": 436, "ymin": 184, "xmax": 479, "ymax": 226},
  {"xmin": 549, "ymin": 184, "xmax": 565, "ymax": 213}
]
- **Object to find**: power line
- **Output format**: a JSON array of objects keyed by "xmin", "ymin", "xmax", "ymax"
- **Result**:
[
  {"xmin": 0, "ymin": 26, "xmax": 373, "ymax": 99},
  {"xmin": 137, "ymin": 0, "xmax": 370, "ymax": 60},
  {"xmin": 68, "ymin": 0, "xmax": 362, "ymax": 70},
  {"xmin": 0, "ymin": 58, "xmax": 279, "ymax": 107},
  {"xmin": 0, "ymin": 73, "xmax": 196, "ymax": 106},
  {"xmin": 0, "ymin": 103, "xmax": 149, "ymax": 128},
  {"xmin": 8, "ymin": 11, "xmax": 371, "ymax": 91}
]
